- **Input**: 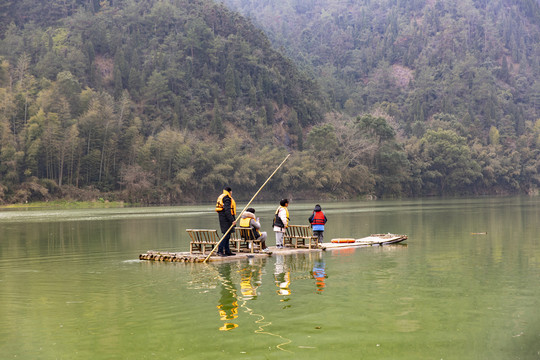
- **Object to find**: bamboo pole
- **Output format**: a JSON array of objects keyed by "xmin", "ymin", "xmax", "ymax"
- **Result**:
[{"xmin": 203, "ymin": 154, "xmax": 291, "ymax": 263}]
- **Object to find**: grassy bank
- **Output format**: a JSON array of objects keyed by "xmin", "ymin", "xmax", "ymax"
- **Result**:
[{"xmin": 0, "ymin": 199, "xmax": 128, "ymax": 209}]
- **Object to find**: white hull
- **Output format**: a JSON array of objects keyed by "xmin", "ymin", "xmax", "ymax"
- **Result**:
[{"xmin": 322, "ymin": 234, "xmax": 407, "ymax": 250}]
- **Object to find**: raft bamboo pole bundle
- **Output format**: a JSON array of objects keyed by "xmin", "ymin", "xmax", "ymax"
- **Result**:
[
  {"xmin": 204, "ymin": 154, "xmax": 291, "ymax": 263},
  {"xmin": 140, "ymin": 251, "xmax": 206, "ymax": 263}
]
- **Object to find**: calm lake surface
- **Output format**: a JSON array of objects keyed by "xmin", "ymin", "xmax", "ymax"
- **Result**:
[{"xmin": 1, "ymin": 196, "xmax": 539, "ymax": 359}]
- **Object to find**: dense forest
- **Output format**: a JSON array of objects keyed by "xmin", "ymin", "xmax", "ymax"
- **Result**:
[
  {"xmin": 222, "ymin": 0, "xmax": 540, "ymax": 194},
  {"xmin": 0, "ymin": 0, "xmax": 539, "ymax": 204}
]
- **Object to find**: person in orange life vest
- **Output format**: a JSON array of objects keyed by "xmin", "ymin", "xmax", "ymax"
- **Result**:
[
  {"xmin": 272, "ymin": 199, "xmax": 289, "ymax": 249},
  {"xmin": 215, "ymin": 186, "xmax": 236, "ymax": 256},
  {"xmin": 308, "ymin": 204, "xmax": 327, "ymax": 244},
  {"xmin": 239, "ymin": 208, "xmax": 270, "ymax": 252}
]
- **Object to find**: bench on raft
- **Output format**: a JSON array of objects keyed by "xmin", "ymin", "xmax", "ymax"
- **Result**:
[
  {"xmin": 283, "ymin": 225, "xmax": 319, "ymax": 249},
  {"xmin": 231, "ymin": 227, "xmax": 263, "ymax": 253},
  {"xmin": 186, "ymin": 229, "xmax": 221, "ymax": 254},
  {"xmin": 186, "ymin": 228, "xmax": 263, "ymax": 255}
]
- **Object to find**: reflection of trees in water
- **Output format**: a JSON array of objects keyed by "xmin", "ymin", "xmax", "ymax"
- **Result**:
[{"xmin": 186, "ymin": 264, "xmax": 218, "ymax": 290}]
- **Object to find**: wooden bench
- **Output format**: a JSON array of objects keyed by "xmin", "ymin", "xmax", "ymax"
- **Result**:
[
  {"xmin": 186, "ymin": 229, "xmax": 220, "ymax": 254},
  {"xmin": 283, "ymin": 225, "xmax": 319, "ymax": 249},
  {"xmin": 231, "ymin": 227, "xmax": 263, "ymax": 253}
]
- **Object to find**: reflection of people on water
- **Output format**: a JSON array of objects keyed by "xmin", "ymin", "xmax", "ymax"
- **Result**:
[
  {"xmin": 274, "ymin": 255, "xmax": 291, "ymax": 298},
  {"xmin": 216, "ymin": 263, "xmax": 239, "ymax": 331},
  {"xmin": 240, "ymin": 260, "xmax": 264, "ymax": 301},
  {"xmin": 311, "ymin": 254, "xmax": 327, "ymax": 293}
]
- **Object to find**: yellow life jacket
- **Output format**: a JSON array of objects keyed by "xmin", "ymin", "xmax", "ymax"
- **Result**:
[
  {"xmin": 239, "ymin": 217, "xmax": 251, "ymax": 228},
  {"xmin": 273, "ymin": 206, "xmax": 289, "ymax": 228},
  {"xmin": 239, "ymin": 217, "xmax": 261, "ymax": 237},
  {"xmin": 215, "ymin": 190, "xmax": 236, "ymax": 215}
]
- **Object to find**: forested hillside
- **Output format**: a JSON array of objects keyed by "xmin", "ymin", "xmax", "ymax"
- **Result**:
[
  {"xmin": 0, "ymin": 0, "xmax": 326, "ymax": 204},
  {"xmin": 222, "ymin": 0, "xmax": 540, "ymax": 195},
  {"xmin": 0, "ymin": 0, "xmax": 539, "ymax": 205}
]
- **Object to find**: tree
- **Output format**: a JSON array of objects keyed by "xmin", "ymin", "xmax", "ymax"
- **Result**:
[
  {"xmin": 119, "ymin": 163, "xmax": 154, "ymax": 204},
  {"xmin": 13, "ymin": 53, "xmax": 36, "ymax": 133},
  {"xmin": 488, "ymin": 126, "xmax": 500, "ymax": 146},
  {"xmin": 0, "ymin": 101, "xmax": 18, "ymax": 187},
  {"xmin": 210, "ymin": 99, "xmax": 224, "ymax": 136},
  {"xmin": 288, "ymin": 109, "xmax": 303, "ymax": 150},
  {"xmin": 55, "ymin": 71, "xmax": 82, "ymax": 118},
  {"xmin": 224, "ymin": 64, "xmax": 237, "ymax": 100},
  {"xmin": 418, "ymin": 129, "xmax": 481, "ymax": 194},
  {"xmin": 305, "ymin": 123, "xmax": 338, "ymax": 160},
  {"xmin": 41, "ymin": 112, "xmax": 61, "ymax": 181},
  {"xmin": 22, "ymin": 109, "xmax": 46, "ymax": 178},
  {"xmin": 143, "ymin": 70, "xmax": 172, "ymax": 134},
  {"xmin": 356, "ymin": 114, "xmax": 396, "ymax": 146}
]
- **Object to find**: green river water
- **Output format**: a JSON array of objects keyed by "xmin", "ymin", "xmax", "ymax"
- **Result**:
[{"xmin": 1, "ymin": 196, "xmax": 539, "ymax": 359}]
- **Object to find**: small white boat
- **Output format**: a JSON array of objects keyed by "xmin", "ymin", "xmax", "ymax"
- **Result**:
[{"xmin": 321, "ymin": 233, "xmax": 407, "ymax": 250}]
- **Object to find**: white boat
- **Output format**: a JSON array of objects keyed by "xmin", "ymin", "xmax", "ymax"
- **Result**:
[{"xmin": 321, "ymin": 233, "xmax": 407, "ymax": 250}]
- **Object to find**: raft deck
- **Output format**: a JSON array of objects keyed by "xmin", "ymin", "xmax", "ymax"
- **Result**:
[{"xmin": 139, "ymin": 245, "xmax": 323, "ymax": 263}]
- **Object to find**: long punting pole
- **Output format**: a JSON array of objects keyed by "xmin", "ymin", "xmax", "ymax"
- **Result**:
[{"xmin": 203, "ymin": 154, "xmax": 291, "ymax": 263}]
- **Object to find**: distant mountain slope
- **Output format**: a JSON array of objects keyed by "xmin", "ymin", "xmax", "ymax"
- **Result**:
[
  {"xmin": 222, "ymin": 0, "xmax": 540, "ymax": 132},
  {"xmin": 0, "ymin": 0, "xmax": 329, "ymax": 204},
  {"xmin": 1, "ymin": 0, "xmax": 325, "ymax": 133},
  {"xmin": 219, "ymin": 0, "xmax": 540, "ymax": 196}
]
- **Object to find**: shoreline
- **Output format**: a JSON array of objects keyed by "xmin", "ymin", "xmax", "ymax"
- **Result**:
[{"xmin": 0, "ymin": 200, "xmax": 128, "ymax": 210}]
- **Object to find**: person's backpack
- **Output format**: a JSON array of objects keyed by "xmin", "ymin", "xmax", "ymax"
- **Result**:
[{"xmin": 273, "ymin": 210, "xmax": 285, "ymax": 228}]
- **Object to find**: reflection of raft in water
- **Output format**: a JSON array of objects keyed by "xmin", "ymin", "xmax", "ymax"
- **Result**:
[{"xmin": 322, "ymin": 234, "xmax": 408, "ymax": 250}]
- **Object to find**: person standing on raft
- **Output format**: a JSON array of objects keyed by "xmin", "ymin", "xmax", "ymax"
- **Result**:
[
  {"xmin": 273, "ymin": 199, "xmax": 289, "ymax": 249},
  {"xmin": 215, "ymin": 186, "xmax": 236, "ymax": 256},
  {"xmin": 309, "ymin": 204, "xmax": 327, "ymax": 244}
]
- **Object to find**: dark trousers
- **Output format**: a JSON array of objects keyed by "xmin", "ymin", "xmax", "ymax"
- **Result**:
[
  {"xmin": 218, "ymin": 230, "xmax": 232, "ymax": 254},
  {"xmin": 218, "ymin": 209, "xmax": 234, "ymax": 254}
]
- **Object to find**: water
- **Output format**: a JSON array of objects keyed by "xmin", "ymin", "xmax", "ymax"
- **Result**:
[{"xmin": 1, "ymin": 197, "xmax": 539, "ymax": 359}]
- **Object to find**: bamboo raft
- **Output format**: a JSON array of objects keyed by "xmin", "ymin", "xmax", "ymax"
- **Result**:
[
  {"xmin": 138, "ymin": 251, "xmax": 271, "ymax": 263},
  {"xmin": 139, "ymin": 246, "xmax": 320, "ymax": 263},
  {"xmin": 139, "ymin": 233, "xmax": 407, "ymax": 263}
]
